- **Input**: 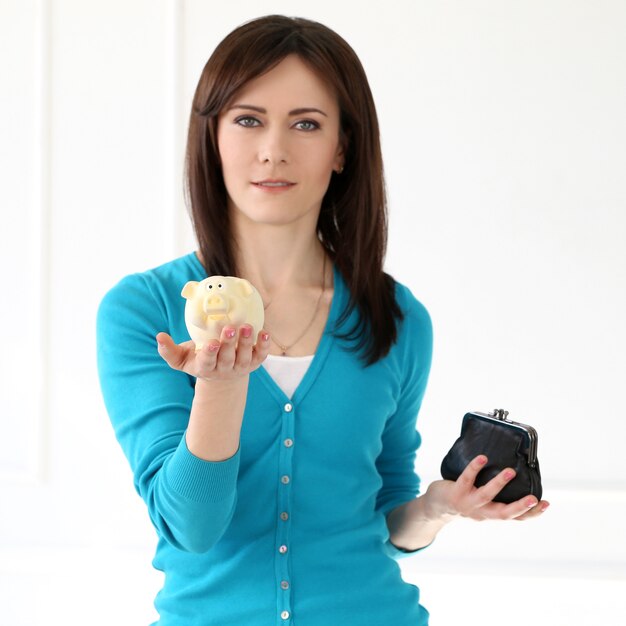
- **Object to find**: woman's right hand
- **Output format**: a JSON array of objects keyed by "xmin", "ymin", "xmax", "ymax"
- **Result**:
[{"xmin": 156, "ymin": 325, "xmax": 271, "ymax": 382}]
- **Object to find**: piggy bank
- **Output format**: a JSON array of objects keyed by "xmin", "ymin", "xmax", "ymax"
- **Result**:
[{"xmin": 182, "ymin": 276, "xmax": 265, "ymax": 351}]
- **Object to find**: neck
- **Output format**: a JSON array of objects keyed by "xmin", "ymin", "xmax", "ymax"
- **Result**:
[{"xmin": 233, "ymin": 224, "xmax": 329, "ymax": 297}]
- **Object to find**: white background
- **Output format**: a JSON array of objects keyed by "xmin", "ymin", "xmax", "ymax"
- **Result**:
[{"xmin": 1, "ymin": 1, "xmax": 625, "ymax": 624}]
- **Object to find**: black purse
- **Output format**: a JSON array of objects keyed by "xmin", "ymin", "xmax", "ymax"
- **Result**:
[{"xmin": 440, "ymin": 409, "xmax": 542, "ymax": 504}]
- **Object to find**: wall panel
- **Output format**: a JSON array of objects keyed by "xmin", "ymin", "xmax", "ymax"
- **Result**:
[{"xmin": 0, "ymin": 0, "xmax": 49, "ymax": 484}]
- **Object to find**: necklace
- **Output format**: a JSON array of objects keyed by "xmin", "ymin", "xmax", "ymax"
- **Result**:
[{"xmin": 262, "ymin": 254, "xmax": 327, "ymax": 356}]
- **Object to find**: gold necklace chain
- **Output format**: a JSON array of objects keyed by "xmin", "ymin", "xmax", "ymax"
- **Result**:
[{"xmin": 262, "ymin": 254, "xmax": 327, "ymax": 356}]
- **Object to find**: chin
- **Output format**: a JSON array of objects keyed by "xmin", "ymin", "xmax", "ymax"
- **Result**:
[
  {"xmin": 229, "ymin": 196, "xmax": 322, "ymax": 229},
  {"xmin": 235, "ymin": 209, "xmax": 298, "ymax": 227}
]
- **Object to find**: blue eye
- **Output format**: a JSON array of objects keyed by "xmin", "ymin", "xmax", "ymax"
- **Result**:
[
  {"xmin": 234, "ymin": 116, "xmax": 320, "ymax": 131},
  {"xmin": 295, "ymin": 120, "xmax": 320, "ymax": 131},
  {"xmin": 235, "ymin": 116, "xmax": 260, "ymax": 128}
]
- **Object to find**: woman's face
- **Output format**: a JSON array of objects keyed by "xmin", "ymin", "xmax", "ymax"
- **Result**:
[{"xmin": 216, "ymin": 54, "xmax": 345, "ymax": 229}]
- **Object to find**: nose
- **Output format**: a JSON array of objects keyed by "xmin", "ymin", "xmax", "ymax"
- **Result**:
[
  {"xmin": 205, "ymin": 294, "xmax": 226, "ymax": 310},
  {"xmin": 258, "ymin": 127, "xmax": 289, "ymax": 165}
]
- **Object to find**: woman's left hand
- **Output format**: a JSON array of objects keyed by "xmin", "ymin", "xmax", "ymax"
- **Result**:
[
  {"xmin": 423, "ymin": 454, "xmax": 550, "ymax": 523},
  {"xmin": 386, "ymin": 454, "xmax": 550, "ymax": 551}
]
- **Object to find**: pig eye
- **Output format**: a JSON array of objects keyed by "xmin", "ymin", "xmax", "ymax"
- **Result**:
[
  {"xmin": 205, "ymin": 283, "xmax": 213, "ymax": 291},
  {"xmin": 217, "ymin": 283, "xmax": 224, "ymax": 289}
]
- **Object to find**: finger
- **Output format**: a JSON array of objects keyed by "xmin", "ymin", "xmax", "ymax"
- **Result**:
[
  {"xmin": 215, "ymin": 326, "xmax": 237, "ymax": 371},
  {"xmin": 473, "ymin": 467, "xmax": 517, "ymax": 507},
  {"xmin": 455, "ymin": 455, "xmax": 489, "ymax": 492},
  {"xmin": 514, "ymin": 500, "xmax": 550, "ymax": 521},
  {"xmin": 251, "ymin": 330, "xmax": 271, "ymax": 367},
  {"xmin": 195, "ymin": 340, "xmax": 220, "ymax": 378},
  {"xmin": 483, "ymin": 493, "xmax": 546, "ymax": 521},
  {"xmin": 157, "ymin": 332, "xmax": 193, "ymax": 370},
  {"xmin": 494, "ymin": 496, "xmax": 539, "ymax": 520},
  {"xmin": 233, "ymin": 325, "xmax": 254, "ymax": 370}
]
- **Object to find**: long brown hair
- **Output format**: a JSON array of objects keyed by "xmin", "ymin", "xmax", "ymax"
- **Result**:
[{"xmin": 184, "ymin": 15, "xmax": 403, "ymax": 366}]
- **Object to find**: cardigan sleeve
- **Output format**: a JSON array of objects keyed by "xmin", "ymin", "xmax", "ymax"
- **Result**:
[
  {"xmin": 375, "ymin": 287, "xmax": 433, "ymax": 560},
  {"xmin": 96, "ymin": 273, "xmax": 240, "ymax": 553}
]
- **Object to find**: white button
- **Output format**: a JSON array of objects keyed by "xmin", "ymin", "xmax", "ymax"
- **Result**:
[
  {"xmin": 279, "ymin": 545, "xmax": 288, "ymax": 554},
  {"xmin": 284, "ymin": 403, "xmax": 293, "ymax": 412},
  {"xmin": 281, "ymin": 610, "xmax": 290, "ymax": 620},
  {"xmin": 281, "ymin": 580, "xmax": 290, "ymax": 590},
  {"xmin": 281, "ymin": 475, "xmax": 290, "ymax": 484},
  {"xmin": 280, "ymin": 512, "xmax": 289, "ymax": 521},
  {"xmin": 284, "ymin": 438, "xmax": 293, "ymax": 447}
]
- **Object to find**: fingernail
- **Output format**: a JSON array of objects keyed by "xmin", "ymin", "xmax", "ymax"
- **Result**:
[
  {"xmin": 208, "ymin": 343, "xmax": 219, "ymax": 352},
  {"xmin": 526, "ymin": 498, "xmax": 538, "ymax": 508},
  {"xmin": 241, "ymin": 326, "xmax": 252, "ymax": 338},
  {"xmin": 540, "ymin": 503, "xmax": 550, "ymax": 512},
  {"xmin": 225, "ymin": 328, "xmax": 236, "ymax": 339},
  {"xmin": 477, "ymin": 456, "xmax": 488, "ymax": 465},
  {"xmin": 261, "ymin": 332, "xmax": 270, "ymax": 342},
  {"xmin": 504, "ymin": 470, "xmax": 515, "ymax": 480}
]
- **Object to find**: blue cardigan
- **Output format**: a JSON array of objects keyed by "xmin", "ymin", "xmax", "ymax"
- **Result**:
[{"xmin": 96, "ymin": 252, "xmax": 433, "ymax": 626}]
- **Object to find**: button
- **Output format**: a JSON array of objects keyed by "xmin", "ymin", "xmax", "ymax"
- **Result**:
[
  {"xmin": 284, "ymin": 438, "xmax": 293, "ymax": 448},
  {"xmin": 281, "ymin": 610, "xmax": 290, "ymax": 620},
  {"xmin": 281, "ymin": 475, "xmax": 290, "ymax": 484},
  {"xmin": 284, "ymin": 403, "xmax": 293, "ymax": 412},
  {"xmin": 280, "ymin": 512, "xmax": 289, "ymax": 521},
  {"xmin": 281, "ymin": 580, "xmax": 290, "ymax": 590},
  {"xmin": 279, "ymin": 545, "xmax": 288, "ymax": 554}
]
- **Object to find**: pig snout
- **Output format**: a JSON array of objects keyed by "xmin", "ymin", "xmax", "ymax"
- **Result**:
[{"xmin": 203, "ymin": 294, "xmax": 228, "ymax": 314}]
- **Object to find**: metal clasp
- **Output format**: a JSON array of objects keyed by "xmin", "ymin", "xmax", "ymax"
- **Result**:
[{"xmin": 490, "ymin": 408, "xmax": 509, "ymax": 421}]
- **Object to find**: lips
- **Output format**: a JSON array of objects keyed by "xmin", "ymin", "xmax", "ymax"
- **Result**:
[{"xmin": 253, "ymin": 179, "xmax": 296, "ymax": 187}]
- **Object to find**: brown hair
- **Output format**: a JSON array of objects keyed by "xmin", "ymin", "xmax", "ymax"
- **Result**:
[{"xmin": 184, "ymin": 14, "xmax": 403, "ymax": 366}]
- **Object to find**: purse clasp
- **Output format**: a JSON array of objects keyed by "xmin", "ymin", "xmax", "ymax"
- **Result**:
[{"xmin": 490, "ymin": 408, "xmax": 510, "ymax": 421}]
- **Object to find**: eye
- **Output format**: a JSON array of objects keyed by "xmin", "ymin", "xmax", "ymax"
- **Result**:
[
  {"xmin": 205, "ymin": 283, "xmax": 213, "ymax": 291},
  {"xmin": 235, "ymin": 116, "xmax": 260, "ymax": 128},
  {"xmin": 217, "ymin": 283, "xmax": 224, "ymax": 289},
  {"xmin": 294, "ymin": 120, "xmax": 320, "ymax": 132}
]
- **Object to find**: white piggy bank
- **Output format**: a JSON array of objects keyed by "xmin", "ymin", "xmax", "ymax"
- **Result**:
[{"xmin": 182, "ymin": 276, "xmax": 265, "ymax": 351}]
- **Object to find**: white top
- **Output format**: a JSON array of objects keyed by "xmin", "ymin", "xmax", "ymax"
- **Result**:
[{"xmin": 261, "ymin": 354, "xmax": 314, "ymax": 399}]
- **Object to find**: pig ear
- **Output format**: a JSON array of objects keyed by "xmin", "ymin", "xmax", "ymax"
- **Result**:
[
  {"xmin": 181, "ymin": 281, "xmax": 198, "ymax": 299},
  {"xmin": 237, "ymin": 279, "xmax": 254, "ymax": 297}
]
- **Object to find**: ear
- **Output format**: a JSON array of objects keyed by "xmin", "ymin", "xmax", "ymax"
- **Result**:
[
  {"xmin": 181, "ymin": 281, "xmax": 198, "ymax": 299},
  {"xmin": 237, "ymin": 278, "xmax": 254, "ymax": 297},
  {"xmin": 334, "ymin": 127, "xmax": 350, "ymax": 171}
]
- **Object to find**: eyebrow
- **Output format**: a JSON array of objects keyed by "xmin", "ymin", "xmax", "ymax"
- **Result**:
[{"xmin": 227, "ymin": 104, "xmax": 328, "ymax": 117}]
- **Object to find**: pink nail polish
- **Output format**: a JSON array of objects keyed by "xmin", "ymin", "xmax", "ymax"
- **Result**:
[
  {"xmin": 226, "ymin": 329, "xmax": 236, "ymax": 339},
  {"xmin": 504, "ymin": 470, "xmax": 515, "ymax": 480},
  {"xmin": 241, "ymin": 326, "xmax": 252, "ymax": 338}
]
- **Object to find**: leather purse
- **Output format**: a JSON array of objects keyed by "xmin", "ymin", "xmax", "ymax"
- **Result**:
[{"xmin": 440, "ymin": 409, "xmax": 542, "ymax": 504}]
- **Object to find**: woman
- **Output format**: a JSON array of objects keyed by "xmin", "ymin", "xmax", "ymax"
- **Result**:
[{"xmin": 96, "ymin": 15, "xmax": 549, "ymax": 626}]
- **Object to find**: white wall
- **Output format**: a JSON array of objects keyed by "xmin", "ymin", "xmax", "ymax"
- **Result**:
[{"xmin": 1, "ymin": 1, "xmax": 624, "ymax": 624}]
